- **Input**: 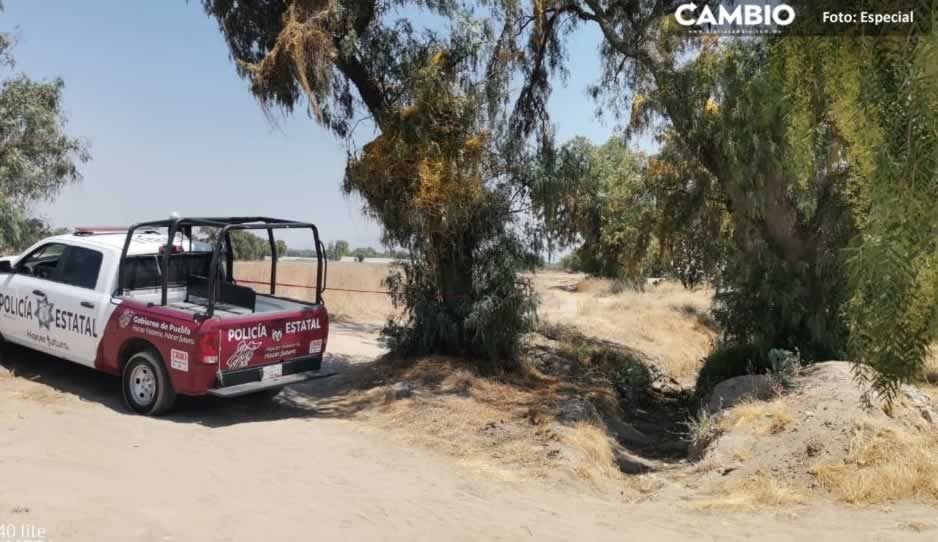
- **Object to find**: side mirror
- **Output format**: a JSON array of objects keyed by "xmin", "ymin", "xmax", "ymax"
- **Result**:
[{"xmin": 0, "ymin": 260, "xmax": 11, "ymax": 274}]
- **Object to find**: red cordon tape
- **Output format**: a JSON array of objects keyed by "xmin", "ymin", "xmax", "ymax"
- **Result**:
[{"xmin": 235, "ymin": 279, "xmax": 391, "ymax": 295}]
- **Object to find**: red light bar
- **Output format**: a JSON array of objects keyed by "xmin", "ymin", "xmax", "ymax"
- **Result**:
[{"xmin": 74, "ymin": 226, "xmax": 128, "ymax": 235}]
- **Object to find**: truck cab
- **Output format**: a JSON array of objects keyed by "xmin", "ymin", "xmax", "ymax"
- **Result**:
[{"xmin": 0, "ymin": 217, "xmax": 330, "ymax": 415}]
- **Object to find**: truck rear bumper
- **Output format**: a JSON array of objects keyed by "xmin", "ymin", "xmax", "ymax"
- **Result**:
[{"xmin": 207, "ymin": 370, "xmax": 336, "ymax": 397}]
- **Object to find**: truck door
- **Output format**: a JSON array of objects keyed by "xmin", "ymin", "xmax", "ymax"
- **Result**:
[
  {"xmin": 6, "ymin": 244, "xmax": 110, "ymax": 367},
  {"xmin": 0, "ymin": 243, "xmax": 68, "ymax": 348}
]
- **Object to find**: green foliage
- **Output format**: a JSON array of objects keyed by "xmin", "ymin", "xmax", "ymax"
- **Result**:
[
  {"xmin": 321, "ymin": 240, "xmax": 351, "ymax": 261},
  {"xmin": 350, "ymin": 247, "xmax": 379, "ymax": 261},
  {"xmin": 346, "ymin": 56, "xmax": 538, "ymax": 366},
  {"xmin": 0, "ymin": 32, "xmax": 87, "ymax": 252},
  {"xmin": 695, "ymin": 344, "xmax": 770, "ymax": 396},
  {"xmin": 199, "ymin": 228, "xmax": 286, "ymax": 261},
  {"xmin": 202, "ymin": 0, "xmax": 938, "ymax": 395},
  {"xmin": 608, "ymin": 352, "xmax": 653, "ymax": 406},
  {"xmin": 332, "ymin": 240, "xmax": 349, "ymax": 260},
  {"xmin": 286, "ymin": 248, "xmax": 317, "ymax": 258},
  {"xmin": 543, "ymin": 323, "xmax": 654, "ymax": 405},
  {"xmin": 534, "ymin": 136, "xmax": 655, "ymax": 280},
  {"xmin": 842, "ymin": 31, "xmax": 938, "ymax": 401},
  {"xmin": 557, "ymin": 252, "xmax": 581, "ymax": 272},
  {"xmin": 383, "ymin": 197, "xmax": 538, "ymax": 366},
  {"xmin": 559, "ymin": 0, "xmax": 937, "ymax": 400},
  {"xmin": 594, "ymin": 39, "xmax": 856, "ymax": 361},
  {"xmin": 767, "ymin": 348, "xmax": 802, "ymax": 391},
  {"xmin": 204, "ymin": 0, "xmax": 557, "ymax": 369}
]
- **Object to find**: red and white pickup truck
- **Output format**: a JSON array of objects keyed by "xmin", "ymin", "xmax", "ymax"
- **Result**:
[{"xmin": 0, "ymin": 217, "xmax": 330, "ymax": 415}]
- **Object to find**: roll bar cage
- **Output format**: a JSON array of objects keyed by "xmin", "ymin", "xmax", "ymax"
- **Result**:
[{"xmin": 115, "ymin": 217, "xmax": 327, "ymax": 320}]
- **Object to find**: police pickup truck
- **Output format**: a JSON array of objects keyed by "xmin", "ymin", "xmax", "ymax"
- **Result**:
[{"xmin": 0, "ymin": 217, "xmax": 330, "ymax": 415}]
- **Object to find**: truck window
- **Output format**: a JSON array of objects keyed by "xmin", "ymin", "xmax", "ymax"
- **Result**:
[
  {"xmin": 60, "ymin": 246, "xmax": 104, "ymax": 289},
  {"xmin": 122, "ymin": 252, "xmax": 213, "ymax": 291},
  {"xmin": 15, "ymin": 243, "xmax": 66, "ymax": 281}
]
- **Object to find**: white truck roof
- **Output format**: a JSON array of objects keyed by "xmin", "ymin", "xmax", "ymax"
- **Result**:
[{"xmin": 39, "ymin": 231, "xmax": 209, "ymax": 257}]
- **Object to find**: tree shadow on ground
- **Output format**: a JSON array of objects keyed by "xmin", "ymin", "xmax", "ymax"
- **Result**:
[
  {"xmin": 1, "ymin": 320, "xmax": 695, "ymax": 468},
  {"xmin": 0, "ymin": 338, "xmax": 384, "ymax": 428}
]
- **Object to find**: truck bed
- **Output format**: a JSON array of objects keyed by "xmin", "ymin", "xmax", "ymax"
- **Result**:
[{"xmin": 121, "ymin": 287, "xmax": 315, "ymax": 318}]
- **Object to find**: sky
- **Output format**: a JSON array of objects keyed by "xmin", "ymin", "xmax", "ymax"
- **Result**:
[{"xmin": 3, "ymin": 1, "xmax": 623, "ymax": 249}]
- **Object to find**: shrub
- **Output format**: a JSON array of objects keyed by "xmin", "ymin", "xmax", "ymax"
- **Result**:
[
  {"xmin": 684, "ymin": 407, "xmax": 721, "ymax": 459},
  {"xmin": 543, "ymin": 324, "xmax": 654, "ymax": 406},
  {"xmin": 607, "ymin": 279, "xmax": 629, "ymax": 295},
  {"xmin": 606, "ymin": 352, "xmax": 654, "ymax": 406},
  {"xmin": 767, "ymin": 348, "xmax": 802, "ymax": 391},
  {"xmin": 382, "ymin": 220, "xmax": 538, "ymax": 369},
  {"xmin": 695, "ymin": 343, "xmax": 770, "ymax": 396}
]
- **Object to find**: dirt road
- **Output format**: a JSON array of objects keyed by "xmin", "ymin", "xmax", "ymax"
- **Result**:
[{"xmin": 1, "ymin": 323, "xmax": 935, "ymax": 541}]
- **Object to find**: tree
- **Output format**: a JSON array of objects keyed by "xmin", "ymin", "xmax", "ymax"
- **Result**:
[
  {"xmin": 627, "ymin": 41, "xmax": 857, "ymax": 360},
  {"xmin": 332, "ymin": 240, "xmax": 349, "ymax": 260},
  {"xmin": 338, "ymin": 55, "xmax": 538, "ymax": 363},
  {"xmin": 275, "ymin": 239, "xmax": 288, "ymax": 257},
  {"xmin": 530, "ymin": 1, "xmax": 936, "ymax": 392},
  {"xmin": 506, "ymin": 4, "xmax": 857, "ymax": 360},
  {"xmin": 201, "ymin": 0, "xmax": 555, "ymax": 366},
  {"xmin": 536, "ymin": 136, "xmax": 667, "ymax": 281},
  {"xmin": 0, "ymin": 31, "xmax": 88, "ymax": 252},
  {"xmin": 199, "ymin": 228, "xmax": 281, "ymax": 261},
  {"xmin": 836, "ymin": 32, "xmax": 938, "ymax": 400},
  {"xmin": 14, "ymin": 218, "xmax": 69, "ymax": 251}
]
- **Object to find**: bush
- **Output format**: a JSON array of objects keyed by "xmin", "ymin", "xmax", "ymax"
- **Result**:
[
  {"xmin": 767, "ymin": 348, "xmax": 802, "ymax": 391},
  {"xmin": 382, "ymin": 195, "xmax": 539, "ymax": 369},
  {"xmin": 544, "ymin": 325, "xmax": 654, "ymax": 406},
  {"xmin": 684, "ymin": 407, "xmax": 722, "ymax": 459},
  {"xmin": 606, "ymin": 351, "xmax": 653, "ymax": 406},
  {"xmin": 694, "ymin": 343, "xmax": 770, "ymax": 396},
  {"xmin": 559, "ymin": 252, "xmax": 582, "ymax": 272}
]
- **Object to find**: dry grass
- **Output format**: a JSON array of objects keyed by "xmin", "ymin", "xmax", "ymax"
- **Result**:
[
  {"xmin": 564, "ymin": 422, "xmax": 624, "ymax": 485},
  {"xmin": 922, "ymin": 344, "xmax": 938, "ymax": 385},
  {"xmin": 813, "ymin": 419, "xmax": 938, "ymax": 504},
  {"xmin": 684, "ymin": 407, "xmax": 721, "ymax": 456},
  {"xmin": 535, "ymin": 273, "xmax": 716, "ymax": 384},
  {"xmin": 234, "ymin": 264, "xmax": 717, "ymax": 384},
  {"xmin": 728, "ymin": 446, "xmax": 753, "ymax": 463},
  {"xmin": 624, "ymin": 473, "xmax": 664, "ymax": 496},
  {"xmin": 720, "ymin": 399, "xmax": 794, "ymax": 436},
  {"xmin": 235, "ymin": 261, "xmax": 394, "ymax": 323},
  {"xmin": 692, "ymin": 474, "xmax": 809, "ymax": 511},
  {"xmin": 313, "ymin": 356, "xmax": 626, "ymax": 485}
]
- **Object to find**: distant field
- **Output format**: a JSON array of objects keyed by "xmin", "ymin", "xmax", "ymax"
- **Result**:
[
  {"xmin": 235, "ymin": 261, "xmax": 716, "ymax": 381},
  {"xmin": 235, "ymin": 260, "xmax": 394, "ymax": 324}
]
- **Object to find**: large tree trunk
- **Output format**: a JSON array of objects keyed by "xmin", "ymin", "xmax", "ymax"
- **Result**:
[{"xmin": 431, "ymin": 232, "xmax": 475, "ymax": 353}]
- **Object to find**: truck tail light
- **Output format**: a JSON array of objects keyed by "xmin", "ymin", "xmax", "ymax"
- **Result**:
[{"xmin": 199, "ymin": 331, "xmax": 220, "ymax": 364}]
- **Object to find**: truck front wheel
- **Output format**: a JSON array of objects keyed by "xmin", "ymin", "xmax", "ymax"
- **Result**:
[{"xmin": 122, "ymin": 351, "xmax": 176, "ymax": 415}]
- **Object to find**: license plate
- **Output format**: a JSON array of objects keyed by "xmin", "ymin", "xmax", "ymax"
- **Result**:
[{"xmin": 261, "ymin": 364, "xmax": 283, "ymax": 381}]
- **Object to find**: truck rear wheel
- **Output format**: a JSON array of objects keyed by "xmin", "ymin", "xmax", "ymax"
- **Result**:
[{"xmin": 122, "ymin": 351, "xmax": 176, "ymax": 415}]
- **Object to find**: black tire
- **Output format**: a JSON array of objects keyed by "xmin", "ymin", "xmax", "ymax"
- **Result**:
[{"xmin": 122, "ymin": 350, "xmax": 176, "ymax": 415}]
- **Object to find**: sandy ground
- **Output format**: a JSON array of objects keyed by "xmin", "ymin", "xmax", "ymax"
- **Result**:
[
  {"xmin": 1, "ymin": 268, "xmax": 937, "ymax": 540},
  {"xmin": 1, "ymin": 328, "xmax": 936, "ymax": 541}
]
